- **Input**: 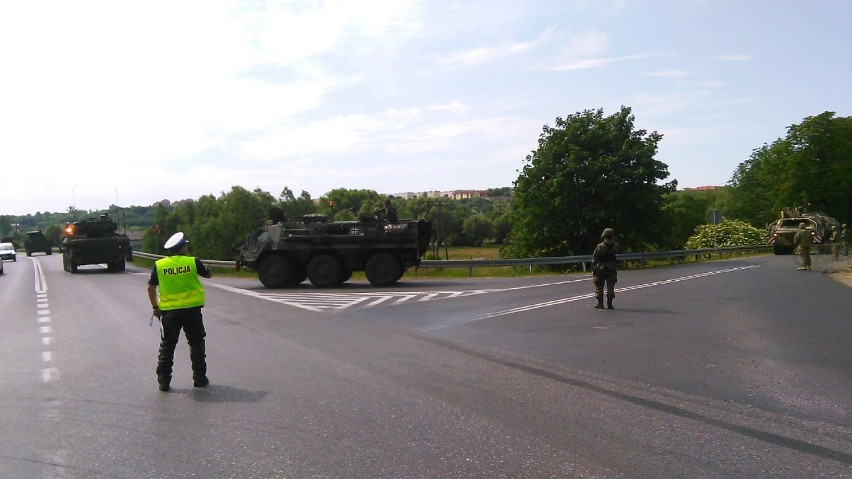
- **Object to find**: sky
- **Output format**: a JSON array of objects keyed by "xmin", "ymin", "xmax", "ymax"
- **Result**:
[{"xmin": 1, "ymin": 0, "xmax": 850, "ymax": 216}]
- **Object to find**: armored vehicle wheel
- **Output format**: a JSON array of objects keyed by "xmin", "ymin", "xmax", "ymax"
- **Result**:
[
  {"xmin": 62, "ymin": 252, "xmax": 77, "ymax": 273},
  {"xmin": 292, "ymin": 268, "xmax": 308, "ymax": 285},
  {"xmin": 108, "ymin": 260, "xmax": 125, "ymax": 272},
  {"xmin": 258, "ymin": 255, "xmax": 294, "ymax": 288},
  {"xmin": 307, "ymin": 254, "xmax": 343, "ymax": 287},
  {"xmin": 365, "ymin": 253, "xmax": 402, "ymax": 286}
]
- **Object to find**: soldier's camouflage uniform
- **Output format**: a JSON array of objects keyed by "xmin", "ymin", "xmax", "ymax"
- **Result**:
[{"xmin": 593, "ymin": 228, "xmax": 618, "ymax": 309}]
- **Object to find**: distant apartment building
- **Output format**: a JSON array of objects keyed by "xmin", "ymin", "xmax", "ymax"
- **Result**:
[
  {"xmin": 392, "ymin": 189, "xmax": 503, "ymax": 200},
  {"xmin": 449, "ymin": 190, "xmax": 487, "ymax": 200},
  {"xmin": 391, "ymin": 191, "xmax": 447, "ymax": 199}
]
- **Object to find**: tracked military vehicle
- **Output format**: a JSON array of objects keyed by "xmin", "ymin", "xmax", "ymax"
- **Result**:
[
  {"xmin": 235, "ymin": 209, "xmax": 432, "ymax": 287},
  {"xmin": 60, "ymin": 214, "xmax": 132, "ymax": 273},
  {"xmin": 767, "ymin": 207, "xmax": 839, "ymax": 255}
]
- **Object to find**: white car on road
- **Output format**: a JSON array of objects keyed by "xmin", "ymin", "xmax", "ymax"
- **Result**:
[{"xmin": 0, "ymin": 242, "xmax": 16, "ymax": 262}]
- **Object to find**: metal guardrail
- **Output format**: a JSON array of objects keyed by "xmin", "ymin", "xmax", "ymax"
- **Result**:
[
  {"xmin": 420, "ymin": 245, "xmax": 772, "ymax": 275},
  {"xmin": 132, "ymin": 251, "xmax": 237, "ymax": 268},
  {"xmin": 132, "ymin": 245, "xmax": 773, "ymax": 275}
]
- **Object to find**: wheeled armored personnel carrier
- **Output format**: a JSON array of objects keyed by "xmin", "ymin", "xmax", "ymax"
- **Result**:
[
  {"xmin": 235, "ymin": 210, "xmax": 432, "ymax": 287},
  {"xmin": 767, "ymin": 207, "xmax": 839, "ymax": 255},
  {"xmin": 60, "ymin": 214, "xmax": 132, "ymax": 273},
  {"xmin": 24, "ymin": 230, "xmax": 53, "ymax": 256}
]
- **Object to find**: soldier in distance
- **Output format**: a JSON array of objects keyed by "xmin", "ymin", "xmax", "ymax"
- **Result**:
[
  {"xmin": 793, "ymin": 222, "xmax": 813, "ymax": 271},
  {"xmin": 384, "ymin": 199, "xmax": 398, "ymax": 224},
  {"xmin": 592, "ymin": 228, "xmax": 618, "ymax": 310}
]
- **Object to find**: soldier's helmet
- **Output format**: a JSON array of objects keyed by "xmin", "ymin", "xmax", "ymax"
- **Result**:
[
  {"xmin": 799, "ymin": 222, "xmax": 806, "ymax": 229},
  {"xmin": 601, "ymin": 228, "xmax": 615, "ymax": 239}
]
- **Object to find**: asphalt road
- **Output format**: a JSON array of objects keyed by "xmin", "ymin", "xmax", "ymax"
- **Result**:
[{"xmin": 1, "ymin": 253, "xmax": 850, "ymax": 478}]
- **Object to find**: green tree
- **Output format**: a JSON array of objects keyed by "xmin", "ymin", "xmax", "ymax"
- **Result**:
[
  {"xmin": 493, "ymin": 215, "xmax": 511, "ymax": 244},
  {"xmin": 504, "ymin": 106, "xmax": 676, "ymax": 258},
  {"xmin": 279, "ymin": 187, "xmax": 317, "ymax": 220},
  {"xmin": 143, "ymin": 187, "xmax": 276, "ymax": 259},
  {"xmin": 728, "ymin": 112, "xmax": 852, "ymax": 225},
  {"xmin": 661, "ymin": 188, "xmax": 725, "ymax": 249},
  {"xmin": 462, "ymin": 214, "xmax": 494, "ymax": 246},
  {"xmin": 324, "ymin": 188, "xmax": 382, "ymax": 221}
]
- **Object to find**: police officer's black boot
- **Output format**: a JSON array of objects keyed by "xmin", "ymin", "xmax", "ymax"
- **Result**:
[
  {"xmin": 189, "ymin": 340, "xmax": 209, "ymax": 387},
  {"xmin": 156, "ymin": 356, "xmax": 173, "ymax": 392},
  {"xmin": 606, "ymin": 295, "xmax": 614, "ymax": 310},
  {"xmin": 594, "ymin": 294, "xmax": 604, "ymax": 309}
]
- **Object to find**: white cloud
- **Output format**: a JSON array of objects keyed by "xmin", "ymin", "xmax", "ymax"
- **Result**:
[
  {"xmin": 714, "ymin": 54, "xmax": 752, "ymax": 61},
  {"xmin": 437, "ymin": 28, "xmax": 553, "ymax": 68},
  {"xmin": 549, "ymin": 49, "xmax": 670, "ymax": 71},
  {"xmin": 427, "ymin": 102, "xmax": 469, "ymax": 113},
  {"xmin": 645, "ymin": 69, "xmax": 689, "ymax": 78}
]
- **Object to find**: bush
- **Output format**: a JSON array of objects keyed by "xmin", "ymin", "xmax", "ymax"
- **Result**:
[{"xmin": 685, "ymin": 219, "xmax": 765, "ymax": 249}]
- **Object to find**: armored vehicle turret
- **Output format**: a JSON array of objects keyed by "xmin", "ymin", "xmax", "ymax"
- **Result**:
[
  {"xmin": 235, "ymin": 209, "xmax": 431, "ymax": 287},
  {"xmin": 60, "ymin": 214, "xmax": 132, "ymax": 273}
]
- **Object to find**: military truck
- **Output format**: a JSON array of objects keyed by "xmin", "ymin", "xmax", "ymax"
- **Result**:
[
  {"xmin": 60, "ymin": 214, "xmax": 132, "ymax": 273},
  {"xmin": 767, "ymin": 207, "xmax": 839, "ymax": 255},
  {"xmin": 24, "ymin": 230, "xmax": 53, "ymax": 256},
  {"xmin": 234, "ymin": 210, "xmax": 432, "ymax": 287}
]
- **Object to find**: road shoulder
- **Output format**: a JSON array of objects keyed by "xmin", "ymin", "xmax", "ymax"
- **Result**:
[{"xmin": 826, "ymin": 257, "xmax": 852, "ymax": 288}]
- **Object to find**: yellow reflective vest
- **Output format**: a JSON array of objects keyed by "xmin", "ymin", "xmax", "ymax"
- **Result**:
[{"xmin": 155, "ymin": 255, "xmax": 205, "ymax": 310}]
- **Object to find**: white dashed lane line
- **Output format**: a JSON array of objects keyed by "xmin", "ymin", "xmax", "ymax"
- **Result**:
[{"xmin": 30, "ymin": 258, "xmax": 59, "ymax": 383}]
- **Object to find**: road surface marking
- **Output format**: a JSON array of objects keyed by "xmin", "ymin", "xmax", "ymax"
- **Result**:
[{"xmin": 420, "ymin": 265, "xmax": 760, "ymax": 331}]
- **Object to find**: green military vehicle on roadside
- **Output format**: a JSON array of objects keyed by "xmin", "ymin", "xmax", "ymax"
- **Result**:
[
  {"xmin": 60, "ymin": 214, "xmax": 132, "ymax": 273},
  {"xmin": 767, "ymin": 206, "xmax": 840, "ymax": 255},
  {"xmin": 234, "ymin": 209, "xmax": 432, "ymax": 287},
  {"xmin": 24, "ymin": 230, "xmax": 53, "ymax": 256}
]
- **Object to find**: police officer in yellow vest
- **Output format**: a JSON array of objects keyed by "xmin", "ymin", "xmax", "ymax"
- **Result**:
[{"xmin": 147, "ymin": 232, "xmax": 212, "ymax": 392}]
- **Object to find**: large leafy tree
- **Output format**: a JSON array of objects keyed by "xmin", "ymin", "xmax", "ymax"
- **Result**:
[
  {"xmin": 661, "ymin": 188, "xmax": 728, "ymax": 249},
  {"xmin": 144, "ymin": 186, "xmax": 277, "ymax": 259},
  {"xmin": 728, "ymin": 112, "xmax": 852, "ymax": 225},
  {"xmin": 279, "ymin": 187, "xmax": 317, "ymax": 221},
  {"xmin": 462, "ymin": 214, "xmax": 494, "ymax": 247},
  {"xmin": 323, "ymin": 188, "xmax": 383, "ymax": 221},
  {"xmin": 504, "ymin": 106, "xmax": 675, "ymax": 257}
]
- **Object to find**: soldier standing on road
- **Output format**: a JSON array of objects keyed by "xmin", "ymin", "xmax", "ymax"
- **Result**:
[
  {"xmin": 842, "ymin": 223, "xmax": 850, "ymax": 256},
  {"xmin": 147, "ymin": 232, "xmax": 212, "ymax": 392},
  {"xmin": 592, "ymin": 228, "xmax": 618, "ymax": 310},
  {"xmin": 384, "ymin": 199, "xmax": 399, "ymax": 224},
  {"xmin": 830, "ymin": 225, "xmax": 841, "ymax": 260},
  {"xmin": 793, "ymin": 222, "xmax": 813, "ymax": 271}
]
